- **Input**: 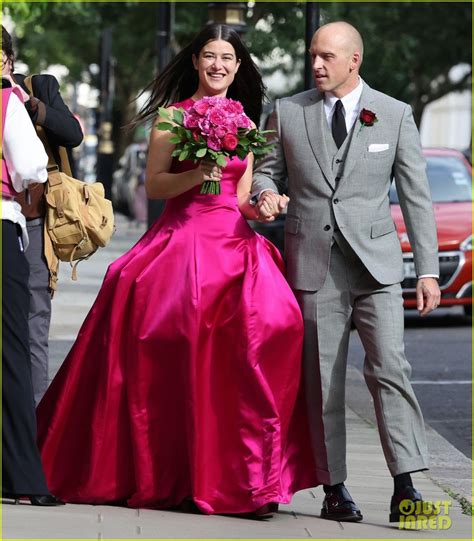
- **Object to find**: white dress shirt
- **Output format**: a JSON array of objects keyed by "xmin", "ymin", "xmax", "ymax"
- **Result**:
[
  {"xmin": 324, "ymin": 78, "xmax": 364, "ymax": 133},
  {"xmin": 2, "ymin": 92, "xmax": 48, "ymax": 250}
]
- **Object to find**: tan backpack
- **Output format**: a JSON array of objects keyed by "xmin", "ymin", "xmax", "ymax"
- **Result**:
[{"xmin": 25, "ymin": 76, "xmax": 115, "ymax": 293}]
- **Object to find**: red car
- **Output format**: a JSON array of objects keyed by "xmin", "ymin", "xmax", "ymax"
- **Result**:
[{"xmin": 390, "ymin": 148, "xmax": 472, "ymax": 316}]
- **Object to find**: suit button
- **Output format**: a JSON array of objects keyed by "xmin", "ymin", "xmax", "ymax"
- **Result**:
[
  {"xmin": 335, "ymin": 159, "xmax": 342, "ymax": 164},
  {"xmin": 324, "ymin": 225, "xmax": 331, "ymax": 231},
  {"xmin": 333, "ymin": 198, "xmax": 339, "ymax": 204},
  {"xmin": 335, "ymin": 176, "xmax": 341, "ymax": 182}
]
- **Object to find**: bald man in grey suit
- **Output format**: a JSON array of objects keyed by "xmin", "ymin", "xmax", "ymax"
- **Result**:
[{"xmin": 252, "ymin": 22, "xmax": 441, "ymax": 523}]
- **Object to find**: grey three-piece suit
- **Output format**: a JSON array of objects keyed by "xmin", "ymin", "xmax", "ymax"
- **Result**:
[{"xmin": 252, "ymin": 82, "xmax": 439, "ymax": 485}]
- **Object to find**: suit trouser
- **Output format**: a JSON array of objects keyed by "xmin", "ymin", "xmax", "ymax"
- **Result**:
[
  {"xmin": 2, "ymin": 221, "xmax": 50, "ymax": 495},
  {"xmin": 25, "ymin": 220, "xmax": 51, "ymax": 405},
  {"xmin": 296, "ymin": 238, "xmax": 428, "ymax": 486}
]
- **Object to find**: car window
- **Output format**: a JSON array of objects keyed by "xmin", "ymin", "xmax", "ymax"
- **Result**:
[{"xmin": 390, "ymin": 155, "xmax": 472, "ymax": 203}]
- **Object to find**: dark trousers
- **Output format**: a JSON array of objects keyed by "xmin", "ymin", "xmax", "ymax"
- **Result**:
[
  {"xmin": 2, "ymin": 220, "xmax": 49, "ymax": 495},
  {"xmin": 25, "ymin": 220, "xmax": 51, "ymax": 405}
]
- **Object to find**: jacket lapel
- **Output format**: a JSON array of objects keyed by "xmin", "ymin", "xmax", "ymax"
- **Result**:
[
  {"xmin": 303, "ymin": 93, "xmax": 335, "ymax": 191},
  {"xmin": 338, "ymin": 83, "xmax": 376, "ymax": 185}
]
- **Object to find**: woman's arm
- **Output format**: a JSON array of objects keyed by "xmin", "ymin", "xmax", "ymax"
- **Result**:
[
  {"xmin": 145, "ymin": 110, "xmax": 220, "ymax": 200},
  {"xmin": 237, "ymin": 153, "xmax": 259, "ymax": 220}
]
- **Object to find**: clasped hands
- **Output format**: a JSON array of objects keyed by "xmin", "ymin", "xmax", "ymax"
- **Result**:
[{"xmin": 255, "ymin": 191, "xmax": 289, "ymax": 222}]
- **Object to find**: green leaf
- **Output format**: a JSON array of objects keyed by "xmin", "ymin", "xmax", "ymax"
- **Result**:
[
  {"xmin": 169, "ymin": 136, "xmax": 182, "ymax": 144},
  {"xmin": 172, "ymin": 108, "xmax": 184, "ymax": 125},
  {"xmin": 158, "ymin": 107, "xmax": 171, "ymax": 120},
  {"xmin": 179, "ymin": 150, "xmax": 189, "ymax": 161},
  {"xmin": 236, "ymin": 148, "xmax": 248, "ymax": 160},
  {"xmin": 196, "ymin": 148, "xmax": 207, "ymax": 158},
  {"xmin": 156, "ymin": 122, "xmax": 174, "ymax": 132},
  {"xmin": 216, "ymin": 155, "xmax": 227, "ymax": 168}
]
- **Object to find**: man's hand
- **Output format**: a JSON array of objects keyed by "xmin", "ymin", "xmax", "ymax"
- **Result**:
[
  {"xmin": 256, "ymin": 191, "xmax": 289, "ymax": 221},
  {"xmin": 416, "ymin": 277, "xmax": 441, "ymax": 316}
]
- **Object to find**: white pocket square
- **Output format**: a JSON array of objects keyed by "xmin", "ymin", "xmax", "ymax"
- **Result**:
[{"xmin": 368, "ymin": 144, "xmax": 389, "ymax": 152}]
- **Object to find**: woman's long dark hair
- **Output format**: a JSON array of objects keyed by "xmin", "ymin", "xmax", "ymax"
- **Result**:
[
  {"xmin": 132, "ymin": 24, "xmax": 266, "ymax": 128},
  {"xmin": 2, "ymin": 26, "xmax": 15, "ymax": 71}
]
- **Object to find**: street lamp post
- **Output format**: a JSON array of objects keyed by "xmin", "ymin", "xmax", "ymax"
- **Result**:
[
  {"xmin": 147, "ymin": 2, "xmax": 173, "ymax": 227},
  {"xmin": 208, "ymin": 2, "xmax": 247, "ymax": 33},
  {"xmin": 304, "ymin": 2, "xmax": 320, "ymax": 90},
  {"xmin": 96, "ymin": 27, "xmax": 115, "ymax": 200}
]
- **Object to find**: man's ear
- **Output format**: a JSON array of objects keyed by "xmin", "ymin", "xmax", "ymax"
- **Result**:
[
  {"xmin": 192, "ymin": 54, "xmax": 198, "ymax": 70},
  {"xmin": 350, "ymin": 51, "xmax": 361, "ymax": 72}
]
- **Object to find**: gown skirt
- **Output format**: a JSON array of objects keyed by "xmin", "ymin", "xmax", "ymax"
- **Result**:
[{"xmin": 37, "ymin": 141, "xmax": 318, "ymax": 514}]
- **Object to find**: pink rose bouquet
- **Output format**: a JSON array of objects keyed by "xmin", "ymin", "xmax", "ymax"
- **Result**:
[{"xmin": 157, "ymin": 96, "xmax": 274, "ymax": 195}]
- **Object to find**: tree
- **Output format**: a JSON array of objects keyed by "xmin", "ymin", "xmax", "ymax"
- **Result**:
[{"xmin": 4, "ymin": 1, "xmax": 470, "ymax": 148}]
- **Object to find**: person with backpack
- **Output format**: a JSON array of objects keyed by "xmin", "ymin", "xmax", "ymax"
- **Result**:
[
  {"xmin": 1, "ymin": 77, "xmax": 64, "ymax": 506},
  {"xmin": 1, "ymin": 26, "xmax": 83, "ymax": 405}
]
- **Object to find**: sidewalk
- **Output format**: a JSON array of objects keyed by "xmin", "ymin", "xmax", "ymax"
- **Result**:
[{"xmin": 2, "ymin": 214, "xmax": 472, "ymax": 539}]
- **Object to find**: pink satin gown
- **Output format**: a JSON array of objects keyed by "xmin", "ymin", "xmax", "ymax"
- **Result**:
[{"xmin": 37, "ymin": 99, "xmax": 318, "ymax": 514}]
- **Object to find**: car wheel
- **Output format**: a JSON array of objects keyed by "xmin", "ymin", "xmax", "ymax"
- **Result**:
[{"xmin": 463, "ymin": 305, "xmax": 472, "ymax": 318}]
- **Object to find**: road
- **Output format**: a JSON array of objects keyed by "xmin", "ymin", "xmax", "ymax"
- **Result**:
[{"xmin": 348, "ymin": 307, "xmax": 471, "ymax": 458}]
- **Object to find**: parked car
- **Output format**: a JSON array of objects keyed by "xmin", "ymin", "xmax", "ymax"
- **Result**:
[
  {"xmin": 251, "ymin": 148, "xmax": 472, "ymax": 316},
  {"xmin": 391, "ymin": 148, "xmax": 472, "ymax": 316}
]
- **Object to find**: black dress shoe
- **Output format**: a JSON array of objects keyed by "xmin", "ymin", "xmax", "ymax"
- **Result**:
[
  {"xmin": 321, "ymin": 485, "xmax": 363, "ymax": 522},
  {"xmin": 389, "ymin": 486, "xmax": 427, "ymax": 522},
  {"xmin": 29, "ymin": 495, "xmax": 65, "ymax": 506}
]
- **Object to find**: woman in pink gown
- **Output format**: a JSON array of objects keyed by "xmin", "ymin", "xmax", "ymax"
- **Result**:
[{"xmin": 37, "ymin": 24, "xmax": 318, "ymax": 516}]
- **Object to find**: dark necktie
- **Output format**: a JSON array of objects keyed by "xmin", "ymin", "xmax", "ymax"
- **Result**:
[{"xmin": 332, "ymin": 100, "xmax": 347, "ymax": 149}]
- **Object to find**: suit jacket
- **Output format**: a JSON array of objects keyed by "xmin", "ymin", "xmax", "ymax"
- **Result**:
[
  {"xmin": 253, "ymin": 82, "xmax": 439, "ymax": 291},
  {"xmin": 14, "ymin": 73, "xmax": 83, "ymax": 150}
]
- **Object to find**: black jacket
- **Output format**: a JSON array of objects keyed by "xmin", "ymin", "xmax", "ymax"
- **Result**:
[{"xmin": 14, "ymin": 73, "xmax": 83, "ymax": 160}]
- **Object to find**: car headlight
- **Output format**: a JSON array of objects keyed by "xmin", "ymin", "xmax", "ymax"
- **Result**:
[{"xmin": 460, "ymin": 235, "xmax": 472, "ymax": 252}]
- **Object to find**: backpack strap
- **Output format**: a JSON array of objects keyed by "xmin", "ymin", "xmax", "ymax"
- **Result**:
[{"xmin": 24, "ymin": 75, "xmax": 73, "ymax": 176}]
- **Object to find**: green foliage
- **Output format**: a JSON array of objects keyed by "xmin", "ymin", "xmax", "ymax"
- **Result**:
[{"xmin": 3, "ymin": 1, "xmax": 470, "ymax": 141}]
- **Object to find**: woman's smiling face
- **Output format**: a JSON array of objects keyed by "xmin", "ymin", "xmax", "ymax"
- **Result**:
[{"xmin": 193, "ymin": 39, "xmax": 241, "ymax": 98}]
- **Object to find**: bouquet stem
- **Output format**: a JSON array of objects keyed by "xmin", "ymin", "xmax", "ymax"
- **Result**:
[{"xmin": 200, "ymin": 181, "xmax": 221, "ymax": 195}]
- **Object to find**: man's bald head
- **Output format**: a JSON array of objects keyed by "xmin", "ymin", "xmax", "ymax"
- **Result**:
[
  {"xmin": 314, "ymin": 21, "xmax": 364, "ymax": 63},
  {"xmin": 310, "ymin": 21, "xmax": 364, "ymax": 97}
]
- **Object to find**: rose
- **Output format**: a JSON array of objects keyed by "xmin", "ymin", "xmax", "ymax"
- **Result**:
[
  {"xmin": 194, "ymin": 101, "xmax": 211, "ymax": 115},
  {"xmin": 184, "ymin": 112, "xmax": 200, "ymax": 129},
  {"xmin": 359, "ymin": 108, "xmax": 378, "ymax": 126},
  {"xmin": 220, "ymin": 119, "xmax": 238, "ymax": 135},
  {"xmin": 237, "ymin": 115, "xmax": 252, "ymax": 129},
  {"xmin": 222, "ymin": 133, "xmax": 239, "ymax": 151},
  {"xmin": 222, "ymin": 99, "xmax": 244, "ymax": 116},
  {"xmin": 208, "ymin": 108, "xmax": 228, "ymax": 126},
  {"xmin": 213, "ymin": 125, "xmax": 228, "ymax": 138},
  {"xmin": 207, "ymin": 135, "xmax": 222, "ymax": 151},
  {"xmin": 198, "ymin": 118, "xmax": 212, "ymax": 135}
]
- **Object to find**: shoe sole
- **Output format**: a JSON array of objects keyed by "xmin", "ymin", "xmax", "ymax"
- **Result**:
[{"xmin": 321, "ymin": 509, "xmax": 363, "ymax": 522}]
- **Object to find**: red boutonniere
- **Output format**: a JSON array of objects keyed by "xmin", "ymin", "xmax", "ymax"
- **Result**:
[{"xmin": 359, "ymin": 108, "xmax": 378, "ymax": 127}]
